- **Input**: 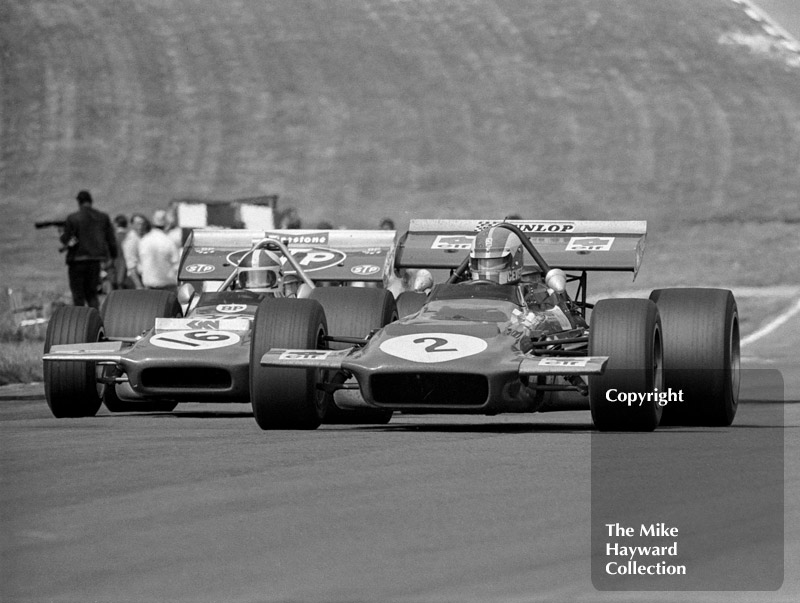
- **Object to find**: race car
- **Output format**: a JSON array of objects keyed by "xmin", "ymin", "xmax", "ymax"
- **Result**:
[
  {"xmin": 258, "ymin": 219, "xmax": 739, "ymax": 431},
  {"xmin": 42, "ymin": 228, "xmax": 398, "ymax": 426}
]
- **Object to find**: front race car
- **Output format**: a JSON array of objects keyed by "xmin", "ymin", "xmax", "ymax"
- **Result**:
[
  {"xmin": 262, "ymin": 280, "xmax": 608, "ymax": 415},
  {"xmin": 260, "ymin": 220, "xmax": 740, "ymax": 432}
]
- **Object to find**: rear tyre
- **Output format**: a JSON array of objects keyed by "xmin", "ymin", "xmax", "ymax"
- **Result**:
[
  {"xmin": 589, "ymin": 299, "xmax": 663, "ymax": 431},
  {"xmin": 649, "ymin": 288, "xmax": 739, "ymax": 426},
  {"xmin": 309, "ymin": 287, "xmax": 397, "ymax": 349},
  {"xmin": 43, "ymin": 306, "xmax": 105, "ymax": 418},
  {"xmin": 250, "ymin": 298, "xmax": 328, "ymax": 430},
  {"xmin": 396, "ymin": 291, "xmax": 427, "ymax": 318},
  {"xmin": 101, "ymin": 289, "xmax": 181, "ymax": 412},
  {"xmin": 309, "ymin": 287, "xmax": 396, "ymax": 425}
]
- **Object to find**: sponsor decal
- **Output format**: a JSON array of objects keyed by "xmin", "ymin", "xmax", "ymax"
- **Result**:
[
  {"xmin": 474, "ymin": 221, "xmax": 576, "ymax": 233},
  {"xmin": 226, "ymin": 247, "xmax": 346, "ymax": 273},
  {"xmin": 150, "ymin": 330, "xmax": 240, "ymax": 350},
  {"xmin": 264, "ymin": 232, "xmax": 330, "ymax": 245},
  {"xmin": 185, "ymin": 263, "xmax": 215, "ymax": 274},
  {"xmin": 379, "ymin": 333, "xmax": 488, "ymax": 363},
  {"xmin": 194, "ymin": 247, "xmax": 215, "ymax": 254},
  {"xmin": 190, "ymin": 312, "xmax": 254, "ymax": 322},
  {"xmin": 350, "ymin": 264, "xmax": 381, "ymax": 276},
  {"xmin": 540, "ymin": 357, "xmax": 590, "ymax": 367},
  {"xmin": 156, "ymin": 317, "xmax": 251, "ymax": 331},
  {"xmin": 215, "ymin": 304, "xmax": 247, "ymax": 313},
  {"xmin": 566, "ymin": 236, "xmax": 615, "ymax": 251},
  {"xmin": 278, "ymin": 350, "xmax": 333, "ymax": 361},
  {"xmin": 432, "ymin": 235, "xmax": 475, "ymax": 250}
]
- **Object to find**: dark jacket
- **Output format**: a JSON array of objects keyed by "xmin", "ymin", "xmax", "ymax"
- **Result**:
[{"xmin": 61, "ymin": 206, "xmax": 118, "ymax": 263}]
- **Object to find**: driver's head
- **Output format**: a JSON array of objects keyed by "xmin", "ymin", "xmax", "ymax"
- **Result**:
[
  {"xmin": 469, "ymin": 226, "xmax": 524, "ymax": 285},
  {"xmin": 237, "ymin": 249, "xmax": 284, "ymax": 294}
]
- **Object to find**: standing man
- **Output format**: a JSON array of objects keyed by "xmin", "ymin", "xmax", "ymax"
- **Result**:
[
  {"xmin": 61, "ymin": 190, "xmax": 118, "ymax": 308},
  {"xmin": 123, "ymin": 213, "xmax": 147, "ymax": 289},
  {"xmin": 109, "ymin": 214, "xmax": 133, "ymax": 289},
  {"xmin": 137, "ymin": 210, "xmax": 180, "ymax": 291}
]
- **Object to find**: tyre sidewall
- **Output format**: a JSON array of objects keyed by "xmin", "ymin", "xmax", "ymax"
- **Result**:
[
  {"xmin": 588, "ymin": 299, "xmax": 663, "ymax": 431},
  {"xmin": 43, "ymin": 306, "xmax": 105, "ymax": 418}
]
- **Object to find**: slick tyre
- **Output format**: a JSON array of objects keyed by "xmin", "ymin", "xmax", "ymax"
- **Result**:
[
  {"xmin": 250, "ymin": 298, "xmax": 328, "ymax": 430},
  {"xmin": 589, "ymin": 299, "xmax": 663, "ymax": 431},
  {"xmin": 649, "ymin": 288, "xmax": 740, "ymax": 426},
  {"xmin": 100, "ymin": 289, "xmax": 181, "ymax": 412},
  {"xmin": 43, "ymin": 306, "xmax": 104, "ymax": 418},
  {"xmin": 101, "ymin": 289, "xmax": 181, "ymax": 339},
  {"xmin": 309, "ymin": 287, "xmax": 397, "ymax": 349},
  {"xmin": 309, "ymin": 287, "xmax": 396, "ymax": 425}
]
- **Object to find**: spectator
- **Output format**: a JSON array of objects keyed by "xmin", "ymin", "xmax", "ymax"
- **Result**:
[
  {"xmin": 280, "ymin": 207, "xmax": 302, "ymax": 229},
  {"xmin": 379, "ymin": 217, "xmax": 395, "ymax": 230},
  {"xmin": 124, "ymin": 213, "xmax": 147, "ymax": 289},
  {"xmin": 164, "ymin": 205, "xmax": 184, "ymax": 249},
  {"xmin": 60, "ymin": 190, "xmax": 118, "ymax": 308},
  {"xmin": 315, "ymin": 220, "xmax": 334, "ymax": 230},
  {"xmin": 137, "ymin": 210, "xmax": 179, "ymax": 291},
  {"xmin": 109, "ymin": 214, "xmax": 134, "ymax": 289}
]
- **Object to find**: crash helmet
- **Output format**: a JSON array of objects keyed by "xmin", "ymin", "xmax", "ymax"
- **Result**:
[
  {"xmin": 237, "ymin": 249, "xmax": 284, "ymax": 294},
  {"xmin": 469, "ymin": 226, "xmax": 524, "ymax": 285}
]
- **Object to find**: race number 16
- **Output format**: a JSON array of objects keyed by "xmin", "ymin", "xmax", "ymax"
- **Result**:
[{"xmin": 150, "ymin": 330, "xmax": 241, "ymax": 350}]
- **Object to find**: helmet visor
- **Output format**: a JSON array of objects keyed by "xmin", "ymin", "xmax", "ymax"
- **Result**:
[
  {"xmin": 470, "ymin": 256, "xmax": 508, "ymax": 273},
  {"xmin": 239, "ymin": 269, "xmax": 278, "ymax": 289}
]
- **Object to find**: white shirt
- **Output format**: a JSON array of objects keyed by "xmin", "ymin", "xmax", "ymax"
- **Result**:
[
  {"xmin": 166, "ymin": 227, "xmax": 184, "ymax": 250},
  {"xmin": 137, "ymin": 228, "xmax": 179, "ymax": 287},
  {"xmin": 122, "ymin": 230, "xmax": 141, "ymax": 277}
]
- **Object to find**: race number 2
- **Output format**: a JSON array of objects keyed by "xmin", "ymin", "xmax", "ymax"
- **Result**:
[
  {"xmin": 379, "ymin": 333, "xmax": 488, "ymax": 363},
  {"xmin": 150, "ymin": 330, "xmax": 241, "ymax": 350}
]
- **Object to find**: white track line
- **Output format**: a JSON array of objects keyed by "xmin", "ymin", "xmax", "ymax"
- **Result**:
[{"xmin": 741, "ymin": 297, "xmax": 800, "ymax": 347}]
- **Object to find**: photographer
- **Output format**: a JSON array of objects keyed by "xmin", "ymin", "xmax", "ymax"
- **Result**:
[{"xmin": 61, "ymin": 190, "xmax": 118, "ymax": 308}]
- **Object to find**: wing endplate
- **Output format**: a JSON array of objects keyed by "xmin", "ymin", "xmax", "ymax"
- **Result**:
[
  {"xmin": 518, "ymin": 356, "xmax": 609, "ymax": 376},
  {"xmin": 260, "ymin": 348, "xmax": 352, "ymax": 370}
]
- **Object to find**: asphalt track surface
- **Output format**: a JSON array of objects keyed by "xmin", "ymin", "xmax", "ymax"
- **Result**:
[{"xmin": 0, "ymin": 312, "xmax": 796, "ymax": 603}]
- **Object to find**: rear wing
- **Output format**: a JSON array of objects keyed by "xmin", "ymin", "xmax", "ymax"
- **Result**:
[
  {"xmin": 394, "ymin": 219, "xmax": 647, "ymax": 277},
  {"xmin": 178, "ymin": 229, "xmax": 397, "ymax": 285}
]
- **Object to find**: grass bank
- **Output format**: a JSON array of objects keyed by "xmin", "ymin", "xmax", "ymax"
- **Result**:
[{"xmin": 2, "ymin": 0, "xmax": 799, "ymax": 292}]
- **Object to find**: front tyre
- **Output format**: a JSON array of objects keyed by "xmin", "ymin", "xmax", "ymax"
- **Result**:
[
  {"xmin": 649, "ymin": 288, "xmax": 739, "ymax": 426},
  {"xmin": 589, "ymin": 299, "xmax": 663, "ymax": 431},
  {"xmin": 43, "ymin": 306, "xmax": 105, "ymax": 418},
  {"xmin": 309, "ymin": 287, "xmax": 396, "ymax": 424},
  {"xmin": 101, "ymin": 289, "xmax": 181, "ymax": 412},
  {"xmin": 101, "ymin": 289, "xmax": 181, "ymax": 339},
  {"xmin": 250, "ymin": 298, "xmax": 328, "ymax": 430}
]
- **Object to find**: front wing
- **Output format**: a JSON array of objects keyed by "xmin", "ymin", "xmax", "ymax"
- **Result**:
[{"xmin": 260, "ymin": 348, "xmax": 608, "ymax": 376}]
